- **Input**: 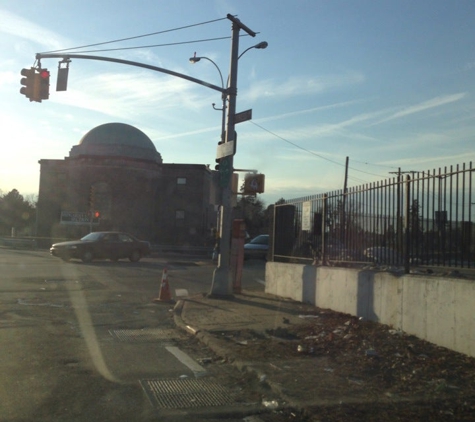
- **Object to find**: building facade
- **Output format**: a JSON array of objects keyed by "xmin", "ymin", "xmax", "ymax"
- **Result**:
[{"xmin": 37, "ymin": 122, "xmax": 217, "ymax": 246}]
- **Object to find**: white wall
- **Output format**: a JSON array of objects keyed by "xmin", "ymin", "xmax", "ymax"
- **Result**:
[{"xmin": 265, "ymin": 262, "xmax": 475, "ymax": 357}]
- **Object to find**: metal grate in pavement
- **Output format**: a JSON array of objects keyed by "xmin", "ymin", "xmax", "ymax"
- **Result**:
[
  {"xmin": 109, "ymin": 328, "xmax": 177, "ymax": 342},
  {"xmin": 140, "ymin": 378, "xmax": 235, "ymax": 409}
]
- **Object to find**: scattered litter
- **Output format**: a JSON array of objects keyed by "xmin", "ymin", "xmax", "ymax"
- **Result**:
[
  {"xmin": 304, "ymin": 335, "xmax": 318, "ymax": 340},
  {"xmin": 175, "ymin": 288, "xmax": 189, "ymax": 297},
  {"xmin": 237, "ymin": 340, "xmax": 248, "ymax": 345},
  {"xmin": 179, "ymin": 374, "xmax": 188, "ymax": 379},
  {"xmin": 298, "ymin": 314, "xmax": 319, "ymax": 319},
  {"xmin": 262, "ymin": 400, "xmax": 279, "ymax": 409},
  {"xmin": 197, "ymin": 357, "xmax": 212, "ymax": 364},
  {"xmin": 259, "ymin": 374, "xmax": 267, "ymax": 383},
  {"xmin": 324, "ymin": 367, "xmax": 334, "ymax": 372},
  {"xmin": 348, "ymin": 377, "xmax": 364, "ymax": 385}
]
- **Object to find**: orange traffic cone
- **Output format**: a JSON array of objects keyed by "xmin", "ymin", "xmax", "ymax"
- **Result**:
[{"xmin": 153, "ymin": 268, "xmax": 175, "ymax": 303}]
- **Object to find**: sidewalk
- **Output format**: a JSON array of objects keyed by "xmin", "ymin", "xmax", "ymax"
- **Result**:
[
  {"xmin": 173, "ymin": 289, "xmax": 326, "ymax": 408},
  {"xmin": 173, "ymin": 288, "xmax": 475, "ymax": 420}
]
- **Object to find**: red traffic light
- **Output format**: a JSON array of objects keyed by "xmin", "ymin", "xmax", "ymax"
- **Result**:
[
  {"xmin": 38, "ymin": 68, "xmax": 50, "ymax": 101},
  {"xmin": 94, "ymin": 211, "xmax": 100, "ymax": 218},
  {"xmin": 39, "ymin": 69, "xmax": 50, "ymax": 79}
]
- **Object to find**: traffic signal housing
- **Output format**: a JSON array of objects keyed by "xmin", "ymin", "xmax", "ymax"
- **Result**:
[
  {"xmin": 92, "ymin": 211, "xmax": 100, "ymax": 224},
  {"xmin": 38, "ymin": 69, "xmax": 50, "ymax": 101},
  {"xmin": 20, "ymin": 68, "xmax": 37, "ymax": 101},
  {"xmin": 243, "ymin": 173, "xmax": 265, "ymax": 195}
]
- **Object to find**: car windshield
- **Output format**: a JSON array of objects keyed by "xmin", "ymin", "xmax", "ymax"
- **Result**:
[
  {"xmin": 3, "ymin": 3, "xmax": 475, "ymax": 421},
  {"xmin": 249, "ymin": 235, "xmax": 268, "ymax": 245},
  {"xmin": 80, "ymin": 232, "xmax": 103, "ymax": 242}
]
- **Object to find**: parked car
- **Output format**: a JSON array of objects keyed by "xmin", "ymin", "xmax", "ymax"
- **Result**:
[
  {"xmin": 50, "ymin": 231, "xmax": 151, "ymax": 263},
  {"xmin": 244, "ymin": 234, "xmax": 269, "ymax": 260}
]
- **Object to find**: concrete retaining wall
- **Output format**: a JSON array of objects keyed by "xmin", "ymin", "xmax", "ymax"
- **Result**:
[{"xmin": 265, "ymin": 262, "xmax": 475, "ymax": 357}]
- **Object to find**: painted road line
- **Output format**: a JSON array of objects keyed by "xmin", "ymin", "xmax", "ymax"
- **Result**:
[{"xmin": 165, "ymin": 346, "xmax": 206, "ymax": 376}]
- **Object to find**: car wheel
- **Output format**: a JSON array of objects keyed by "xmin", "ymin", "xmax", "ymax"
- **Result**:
[
  {"xmin": 129, "ymin": 250, "xmax": 141, "ymax": 262},
  {"xmin": 82, "ymin": 250, "xmax": 93, "ymax": 263}
]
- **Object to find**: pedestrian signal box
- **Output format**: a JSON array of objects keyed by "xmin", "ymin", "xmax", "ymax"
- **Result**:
[{"xmin": 243, "ymin": 173, "xmax": 265, "ymax": 195}]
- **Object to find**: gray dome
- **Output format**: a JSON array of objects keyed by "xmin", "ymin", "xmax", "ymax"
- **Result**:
[{"xmin": 70, "ymin": 123, "xmax": 162, "ymax": 163}]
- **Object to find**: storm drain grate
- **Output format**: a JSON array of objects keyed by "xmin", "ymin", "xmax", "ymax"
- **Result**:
[
  {"xmin": 140, "ymin": 378, "xmax": 235, "ymax": 409},
  {"xmin": 109, "ymin": 328, "xmax": 177, "ymax": 342}
]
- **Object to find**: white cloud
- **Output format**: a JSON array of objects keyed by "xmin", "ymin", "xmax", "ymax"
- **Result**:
[
  {"xmin": 0, "ymin": 9, "xmax": 72, "ymax": 51},
  {"xmin": 51, "ymin": 70, "xmax": 205, "ymax": 119},
  {"xmin": 372, "ymin": 93, "xmax": 467, "ymax": 125},
  {"xmin": 244, "ymin": 71, "xmax": 365, "ymax": 100}
]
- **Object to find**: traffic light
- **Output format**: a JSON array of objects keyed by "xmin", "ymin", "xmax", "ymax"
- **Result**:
[
  {"xmin": 243, "ymin": 173, "xmax": 265, "ymax": 195},
  {"xmin": 38, "ymin": 68, "xmax": 50, "ymax": 101},
  {"xmin": 20, "ymin": 68, "xmax": 37, "ymax": 101},
  {"xmin": 92, "ymin": 211, "xmax": 100, "ymax": 224}
]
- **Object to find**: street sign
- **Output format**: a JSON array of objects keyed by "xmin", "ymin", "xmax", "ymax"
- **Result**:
[
  {"xmin": 60, "ymin": 211, "xmax": 99, "ymax": 225},
  {"xmin": 235, "ymin": 109, "xmax": 252, "ymax": 124},
  {"xmin": 216, "ymin": 141, "xmax": 235, "ymax": 159}
]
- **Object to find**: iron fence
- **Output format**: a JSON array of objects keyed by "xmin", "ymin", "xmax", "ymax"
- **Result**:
[{"xmin": 271, "ymin": 162, "xmax": 474, "ymax": 272}]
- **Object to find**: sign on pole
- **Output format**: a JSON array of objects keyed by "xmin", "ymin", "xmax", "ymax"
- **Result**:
[
  {"xmin": 235, "ymin": 109, "xmax": 252, "ymax": 124},
  {"xmin": 302, "ymin": 201, "xmax": 311, "ymax": 231},
  {"xmin": 216, "ymin": 141, "xmax": 235, "ymax": 159}
]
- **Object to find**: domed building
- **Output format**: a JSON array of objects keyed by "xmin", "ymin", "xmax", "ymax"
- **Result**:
[{"xmin": 37, "ymin": 123, "xmax": 217, "ymax": 246}]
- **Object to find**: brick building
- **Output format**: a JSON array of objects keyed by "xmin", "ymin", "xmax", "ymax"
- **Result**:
[{"xmin": 37, "ymin": 122, "xmax": 217, "ymax": 246}]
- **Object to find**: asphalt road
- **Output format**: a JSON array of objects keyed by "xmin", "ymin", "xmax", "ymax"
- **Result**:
[{"xmin": 0, "ymin": 248, "xmax": 267, "ymax": 422}]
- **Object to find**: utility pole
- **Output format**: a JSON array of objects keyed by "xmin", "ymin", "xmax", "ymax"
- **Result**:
[{"xmin": 209, "ymin": 14, "xmax": 256, "ymax": 297}]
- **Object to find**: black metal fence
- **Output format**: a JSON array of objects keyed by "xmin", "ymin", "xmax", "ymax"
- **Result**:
[{"xmin": 271, "ymin": 162, "xmax": 474, "ymax": 271}]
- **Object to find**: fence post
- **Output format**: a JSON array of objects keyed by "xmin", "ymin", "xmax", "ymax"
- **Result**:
[
  {"xmin": 404, "ymin": 175, "xmax": 411, "ymax": 274},
  {"xmin": 322, "ymin": 194, "xmax": 328, "ymax": 264}
]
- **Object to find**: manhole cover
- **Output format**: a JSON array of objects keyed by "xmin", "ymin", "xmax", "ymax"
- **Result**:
[
  {"xmin": 140, "ymin": 378, "xmax": 234, "ymax": 409},
  {"xmin": 109, "ymin": 328, "xmax": 177, "ymax": 342}
]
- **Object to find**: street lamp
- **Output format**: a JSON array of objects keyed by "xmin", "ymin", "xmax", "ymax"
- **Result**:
[
  {"xmin": 189, "ymin": 40, "xmax": 268, "ymax": 143},
  {"xmin": 189, "ymin": 54, "xmax": 226, "ymax": 143},
  {"xmin": 238, "ymin": 41, "xmax": 268, "ymax": 59}
]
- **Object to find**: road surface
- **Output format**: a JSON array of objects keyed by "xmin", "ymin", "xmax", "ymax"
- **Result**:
[{"xmin": 0, "ymin": 248, "xmax": 267, "ymax": 421}]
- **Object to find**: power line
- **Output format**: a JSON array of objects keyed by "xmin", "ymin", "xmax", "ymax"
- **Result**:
[
  {"xmin": 249, "ymin": 121, "xmax": 387, "ymax": 178},
  {"xmin": 51, "ymin": 36, "xmax": 234, "ymax": 55},
  {"xmin": 40, "ymin": 16, "xmax": 229, "ymax": 54}
]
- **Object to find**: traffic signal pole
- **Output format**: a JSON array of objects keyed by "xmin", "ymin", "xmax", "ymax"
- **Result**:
[{"xmin": 209, "ymin": 15, "xmax": 256, "ymax": 297}]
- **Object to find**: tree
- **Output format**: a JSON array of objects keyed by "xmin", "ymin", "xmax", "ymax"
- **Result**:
[
  {"xmin": 234, "ymin": 196, "xmax": 267, "ymax": 238},
  {"xmin": 0, "ymin": 189, "xmax": 36, "ymax": 236}
]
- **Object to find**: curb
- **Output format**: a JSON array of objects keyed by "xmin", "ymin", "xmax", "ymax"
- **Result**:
[{"xmin": 172, "ymin": 299, "xmax": 298, "ymax": 411}]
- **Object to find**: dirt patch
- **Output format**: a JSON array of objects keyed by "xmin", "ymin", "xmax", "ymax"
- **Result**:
[{"xmin": 209, "ymin": 308, "xmax": 475, "ymax": 421}]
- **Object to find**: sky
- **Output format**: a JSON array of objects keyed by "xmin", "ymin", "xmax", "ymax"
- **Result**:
[{"xmin": 1, "ymin": 0, "xmax": 474, "ymax": 206}]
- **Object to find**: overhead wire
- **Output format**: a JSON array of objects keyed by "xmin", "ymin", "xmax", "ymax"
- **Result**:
[
  {"xmin": 40, "ymin": 16, "xmax": 229, "ymax": 54},
  {"xmin": 248, "ymin": 121, "xmax": 388, "ymax": 179},
  {"xmin": 50, "ymin": 36, "xmax": 235, "ymax": 54}
]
